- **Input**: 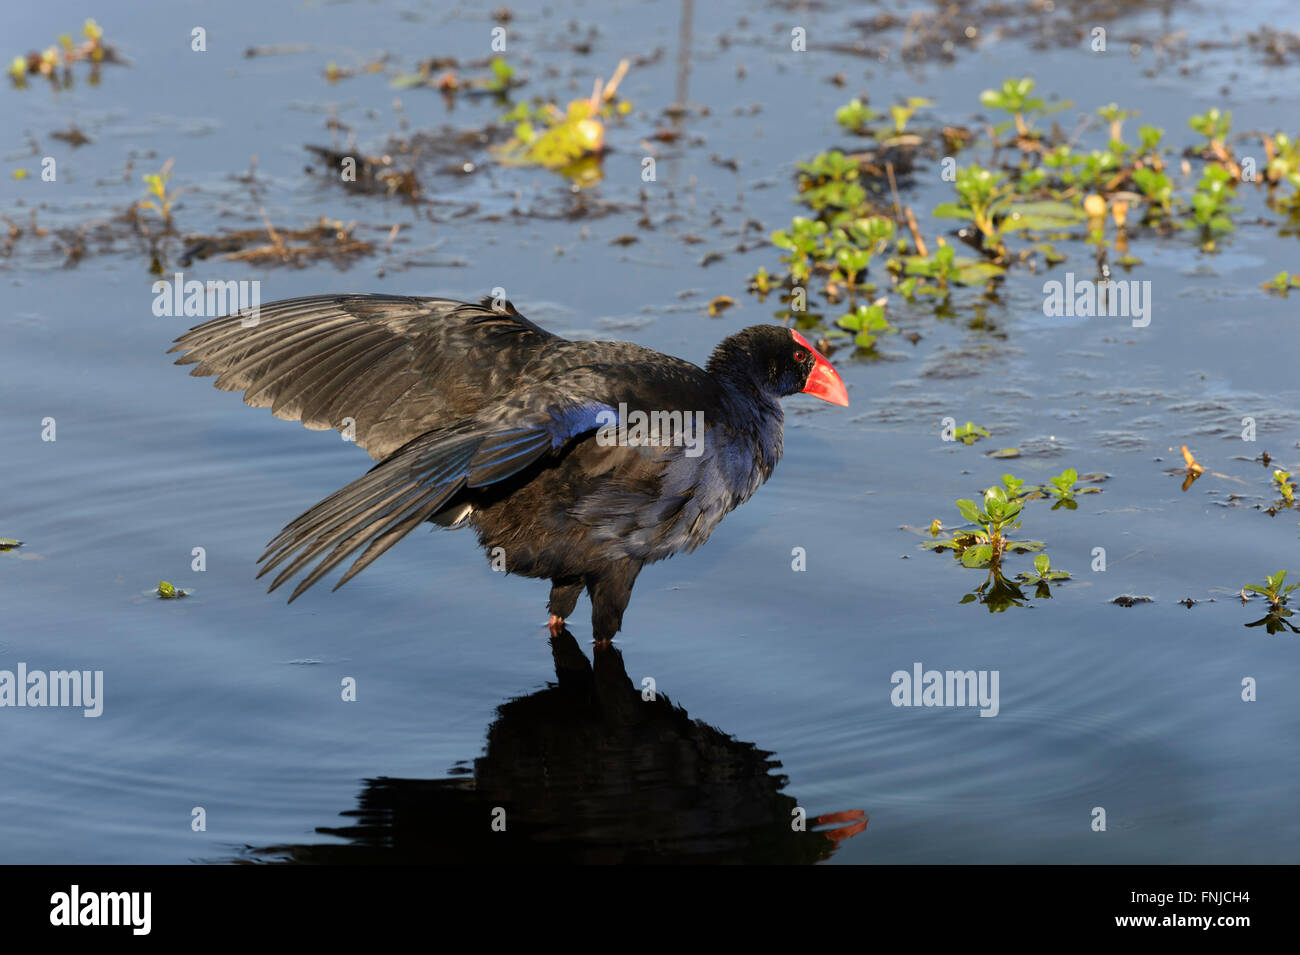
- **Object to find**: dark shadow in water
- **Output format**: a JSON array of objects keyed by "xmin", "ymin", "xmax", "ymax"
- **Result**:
[
  {"xmin": 242, "ymin": 629, "xmax": 866, "ymax": 864},
  {"xmin": 960, "ymin": 566, "xmax": 1032, "ymax": 612},
  {"xmin": 1245, "ymin": 608, "xmax": 1300, "ymax": 634}
]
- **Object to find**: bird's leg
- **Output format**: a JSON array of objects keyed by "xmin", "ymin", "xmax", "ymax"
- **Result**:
[
  {"xmin": 547, "ymin": 579, "xmax": 582, "ymax": 636},
  {"xmin": 586, "ymin": 560, "xmax": 642, "ymax": 643}
]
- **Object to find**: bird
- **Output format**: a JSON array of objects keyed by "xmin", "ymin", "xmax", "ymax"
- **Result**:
[{"xmin": 169, "ymin": 293, "xmax": 848, "ymax": 641}]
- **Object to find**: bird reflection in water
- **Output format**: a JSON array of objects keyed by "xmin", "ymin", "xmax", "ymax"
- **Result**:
[{"xmin": 246, "ymin": 630, "xmax": 866, "ymax": 864}]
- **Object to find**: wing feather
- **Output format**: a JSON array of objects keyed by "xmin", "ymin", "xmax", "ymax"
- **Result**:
[{"xmin": 170, "ymin": 293, "xmax": 560, "ymax": 459}]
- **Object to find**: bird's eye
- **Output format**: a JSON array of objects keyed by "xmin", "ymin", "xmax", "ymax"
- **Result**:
[{"xmin": 794, "ymin": 350, "xmax": 809, "ymax": 362}]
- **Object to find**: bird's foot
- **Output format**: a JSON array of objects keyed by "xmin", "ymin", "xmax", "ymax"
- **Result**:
[{"xmin": 548, "ymin": 615, "xmax": 566, "ymax": 636}]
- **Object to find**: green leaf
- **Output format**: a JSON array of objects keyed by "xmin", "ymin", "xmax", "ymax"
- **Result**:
[
  {"xmin": 1005, "ymin": 540, "xmax": 1046, "ymax": 553},
  {"xmin": 961, "ymin": 544, "xmax": 994, "ymax": 568},
  {"xmin": 952, "ymin": 259, "xmax": 1007, "ymax": 285},
  {"xmin": 955, "ymin": 499, "xmax": 983, "ymax": 523},
  {"xmin": 999, "ymin": 201, "xmax": 1087, "ymax": 233},
  {"xmin": 932, "ymin": 203, "xmax": 974, "ymax": 220},
  {"xmin": 1034, "ymin": 553, "xmax": 1050, "ymax": 576}
]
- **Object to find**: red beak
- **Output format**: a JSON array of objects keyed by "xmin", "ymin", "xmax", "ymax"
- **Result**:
[{"xmin": 791, "ymin": 330, "xmax": 849, "ymax": 406}]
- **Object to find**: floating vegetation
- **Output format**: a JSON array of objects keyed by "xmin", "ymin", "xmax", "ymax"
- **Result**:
[
  {"xmin": 932, "ymin": 165, "xmax": 1084, "ymax": 260},
  {"xmin": 951, "ymin": 421, "xmax": 990, "ymax": 445},
  {"xmin": 707, "ymin": 295, "xmax": 737, "ymax": 317},
  {"xmin": 323, "ymin": 58, "xmax": 388, "ymax": 84},
  {"xmin": 835, "ymin": 95, "xmax": 933, "ymax": 146},
  {"xmin": 1243, "ymin": 569, "xmax": 1298, "ymax": 609},
  {"xmin": 923, "ymin": 485, "xmax": 1046, "ymax": 569},
  {"xmin": 138, "ymin": 159, "xmax": 180, "ymax": 228},
  {"xmin": 835, "ymin": 97, "xmax": 877, "ymax": 135},
  {"xmin": 156, "ymin": 581, "xmax": 188, "ymax": 599},
  {"xmin": 918, "ymin": 468, "xmax": 1102, "ymax": 607},
  {"xmin": 831, "ymin": 302, "xmax": 895, "ymax": 350},
  {"xmin": 999, "ymin": 469, "xmax": 1104, "ymax": 505},
  {"xmin": 1262, "ymin": 271, "xmax": 1300, "ymax": 295},
  {"xmin": 896, "ymin": 242, "xmax": 1005, "ymax": 301},
  {"xmin": 7, "ymin": 19, "xmax": 124, "ymax": 89},
  {"xmin": 1272, "ymin": 470, "xmax": 1296, "ymax": 508},
  {"xmin": 748, "ymin": 75, "xmax": 1300, "ymax": 344},
  {"xmin": 390, "ymin": 55, "xmax": 521, "ymax": 96},
  {"xmin": 1016, "ymin": 553, "xmax": 1070, "ymax": 587},
  {"xmin": 979, "ymin": 76, "xmax": 1068, "ymax": 145},
  {"xmin": 1242, "ymin": 570, "xmax": 1300, "ymax": 633},
  {"xmin": 493, "ymin": 59, "xmax": 631, "ymax": 187},
  {"xmin": 1173, "ymin": 444, "xmax": 1207, "ymax": 491},
  {"xmin": 1039, "ymin": 468, "xmax": 1101, "ymax": 509},
  {"xmin": 0, "ymin": 537, "xmax": 22, "ymax": 550}
]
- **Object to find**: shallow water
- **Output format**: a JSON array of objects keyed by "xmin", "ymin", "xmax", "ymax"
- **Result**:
[{"xmin": 2, "ymin": 0, "xmax": 1299, "ymax": 863}]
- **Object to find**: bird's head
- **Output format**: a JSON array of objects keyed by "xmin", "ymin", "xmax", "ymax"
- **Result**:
[{"xmin": 708, "ymin": 326, "xmax": 849, "ymax": 407}]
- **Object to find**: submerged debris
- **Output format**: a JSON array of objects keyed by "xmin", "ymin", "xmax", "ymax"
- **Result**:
[
  {"xmin": 181, "ymin": 216, "xmax": 376, "ymax": 269},
  {"xmin": 305, "ymin": 145, "xmax": 422, "ymax": 200}
]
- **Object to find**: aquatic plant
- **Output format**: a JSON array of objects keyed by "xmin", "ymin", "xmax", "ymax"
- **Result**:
[
  {"xmin": 1262, "ymin": 271, "xmax": 1300, "ymax": 295},
  {"xmin": 138, "ymin": 159, "xmax": 178, "ymax": 226},
  {"xmin": 1272, "ymin": 469, "xmax": 1296, "ymax": 506},
  {"xmin": 952, "ymin": 421, "xmax": 990, "ymax": 445},
  {"xmin": 1132, "ymin": 167, "xmax": 1173, "ymax": 217},
  {"xmin": 1243, "ymin": 570, "xmax": 1298, "ymax": 610},
  {"xmin": 1241, "ymin": 574, "xmax": 1300, "ymax": 633},
  {"xmin": 1015, "ymin": 553, "xmax": 1071, "ymax": 600},
  {"xmin": 8, "ymin": 19, "xmax": 109, "ymax": 89},
  {"xmin": 494, "ymin": 60, "xmax": 630, "ymax": 186},
  {"xmin": 1188, "ymin": 107, "xmax": 1232, "ymax": 159},
  {"xmin": 1189, "ymin": 163, "xmax": 1237, "ymax": 236},
  {"xmin": 887, "ymin": 97, "xmax": 933, "ymax": 139},
  {"xmin": 979, "ymin": 77, "xmax": 1053, "ymax": 140},
  {"xmin": 832, "ymin": 303, "xmax": 894, "ymax": 350},
  {"xmin": 835, "ymin": 98, "xmax": 878, "ymax": 134},
  {"xmin": 923, "ymin": 485, "xmax": 1045, "ymax": 569},
  {"xmin": 933, "ymin": 164, "xmax": 1010, "ymax": 251},
  {"xmin": 895, "ymin": 241, "xmax": 1006, "ymax": 298}
]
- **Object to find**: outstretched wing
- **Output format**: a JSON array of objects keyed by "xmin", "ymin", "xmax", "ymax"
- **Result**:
[
  {"xmin": 168, "ymin": 293, "xmax": 560, "ymax": 460},
  {"xmin": 258, "ymin": 400, "xmax": 613, "ymax": 602}
]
